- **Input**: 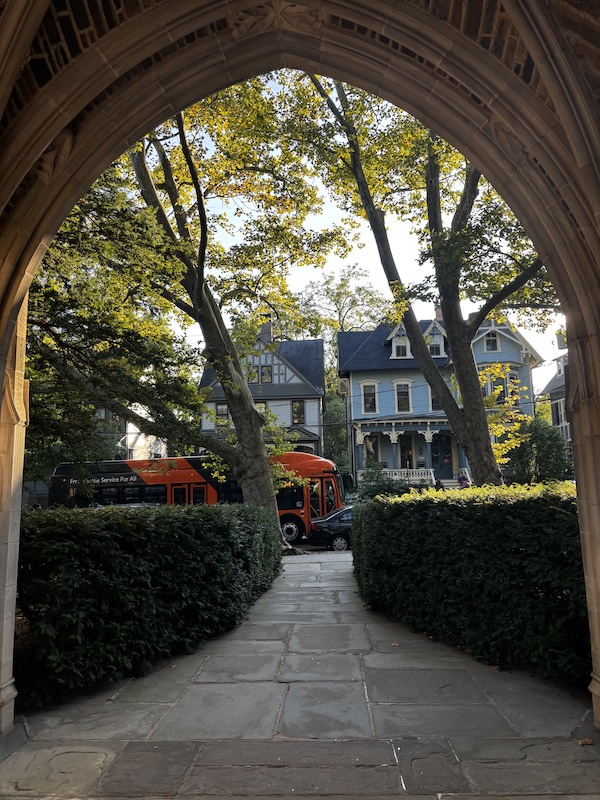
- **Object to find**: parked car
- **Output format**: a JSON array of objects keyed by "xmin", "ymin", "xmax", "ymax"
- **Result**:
[{"xmin": 308, "ymin": 506, "xmax": 352, "ymax": 551}]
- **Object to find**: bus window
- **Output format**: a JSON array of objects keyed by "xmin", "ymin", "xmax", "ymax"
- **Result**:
[
  {"xmin": 96, "ymin": 487, "xmax": 119, "ymax": 505},
  {"xmin": 124, "ymin": 486, "xmax": 143, "ymax": 504},
  {"xmin": 217, "ymin": 480, "xmax": 244, "ymax": 504},
  {"xmin": 192, "ymin": 486, "xmax": 205, "ymax": 505},
  {"xmin": 276, "ymin": 486, "xmax": 304, "ymax": 510},
  {"xmin": 325, "ymin": 479, "xmax": 336, "ymax": 514},
  {"xmin": 145, "ymin": 485, "xmax": 167, "ymax": 504},
  {"xmin": 172, "ymin": 485, "xmax": 187, "ymax": 505}
]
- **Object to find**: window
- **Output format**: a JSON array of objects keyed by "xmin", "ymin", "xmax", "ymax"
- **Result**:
[
  {"xmin": 428, "ymin": 329, "xmax": 444, "ymax": 356},
  {"xmin": 395, "ymin": 382, "xmax": 411, "ymax": 412},
  {"xmin": 485, "ymin": 331, "xmax": 499, "ymax": 352},
  {"xmin": 292, "ymin": 400, "xmax": 305, "ymax": 425},
  {"xmin": 216, "ymin": 402, "xmax": 229, "ymax": 419},
  {"xmin": 430, "ymin": 388, "xmax": 442, "ymax": 412},
  {"xmin": 557, "ymin": 359, "xmax": 564, "ymax": 376},
  {"xmin": 362, "ymin": 383, "xmax": 377, "ymax": 413},
  {"xmin": 261, "ymin": 365, "xmax": 272, "ymax": 383},
  {"xmin": 392, "ymin": 333, "xmax": 411, "ymax": 358},
  {"xmin": 247, "ymin": 366, "xmax": 258, "ymax": 384}
]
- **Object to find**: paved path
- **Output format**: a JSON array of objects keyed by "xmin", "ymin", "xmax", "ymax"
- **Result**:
[{"xmin": 0, "ymin": 551, "xmax": 599, "ymax": 798}]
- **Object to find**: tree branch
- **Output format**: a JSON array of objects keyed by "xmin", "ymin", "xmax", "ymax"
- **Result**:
[{"xmin": 466, "ymin": 257, "xmax": 545, "ymax": 339}]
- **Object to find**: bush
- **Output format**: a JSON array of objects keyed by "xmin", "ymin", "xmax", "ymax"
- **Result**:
[
  {"xmin": 16, "ymin": 503, "xmax": 281, "ymax": 709},
  {"xmin": 352, "ymin": 482, "xmax": 590, "ymax": 684}
]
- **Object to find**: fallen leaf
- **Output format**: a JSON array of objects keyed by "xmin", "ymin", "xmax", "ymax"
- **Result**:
[
  {"xmin": 391, "ymin": 643, "xmax": 401, "ymax": 647},
  {"xmin": 578, "ymin": 738, "xmax": 593, "ymax": 746}
]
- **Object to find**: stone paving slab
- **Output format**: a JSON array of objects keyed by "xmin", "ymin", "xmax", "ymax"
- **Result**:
[
  {"xmin": 393, "ymin": 738, "xmax": 471, "ymax": 793},
  {"xmin": 278, "ymin": 682, "xmax": 372, "ymax": 739},
  {"xmin": 180, "ymin": 765, "xmax": 402, "ymax": 795},
  {"xmin": 198, "ymin": 639, "xmax": 285, "ymax": 655},
  {"xmin": 288, "ymin": 624, "xmax": 370, "ymax": 653},
  {"xmin": 278, "ymin": 653, "xmax": 363, "ymax": 681},
  {"xmin": 25, "ymin": 703, "xmax": 170, "ymax": 742},
  {"xmin": 93, "ymin": 741, "xmax": 199, "ymax": 796},
  {"xmin": 371, "ymin": 702, "xmax": 517, "ymax": 738},
  {"xmin": 365, "ymin": 667, "xmax": 491, "ymax": 704},
  {"xmin": 149, "ymin": 684, "xmax": 286, "ymax": 740},
  {"xmin": 0, "ymin": 741, "xmax": 123, "ymax": 795},
  {"xmin": 193, "ymin": 653, "xmax": 281, "ymax": 682},
  {"xmin": 193, "ymin": 740, "xmax": 394, "ymax": 765}
]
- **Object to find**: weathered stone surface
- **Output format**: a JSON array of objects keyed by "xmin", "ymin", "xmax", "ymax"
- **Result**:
[
  {"xmin": 94, "ymin": 741, "xmax": 198, "ymax": 796},
  {"xmin": 365, "ymin": 668, "xmax": 490, "ymax": 704},
  {"xmin": 194, "ymin": 740, "xmax": 394, "ymax": 766},
  {"xmin": 149, "ymin": 683, "xmax": 285, "ymax": 740},
  {"xmin": 371, "ymin": 703, "xmax": 516, "ymax": 738},
  {"xmin": 221, "ymin": 623, "xmax": 290, "ymax": 641},
  {"xmin": 289, "ymin": 624, "xmax": 370, "ymax": 653},
  {"xmin": 198, "ymin": 639, "xmax": 285, "ymax": 655},
  {"xmin": 462, "ymin": 759, "xmax": 600, "ymax": 794},
  {"xmin": 25, "ymin": 702, "xmax": 169, "ymax": 741},
  {"xmin": 0, "ymin": 742, "xmax": 121, "ymax": 794},
  {"xmin": 278, "ymin": 682, "xmax": 372, "ymax": 739},
  {"xmin": 451, "ymin": 736, "xmax": 600, "ymax": 762},
  {"xmin": 278, "ymin": 654, "xmax": 363, "ymax": 681},
  {"xmin": 393, "ymin": 738, "xmax": 471, "ymax": 793},
  {"xmin": 194, "ymin": 653, "xmax": 281, "ymax": 682},
  {"xmin": 181, "ymin": 765, "xmax": 402, "ymax": 795}
]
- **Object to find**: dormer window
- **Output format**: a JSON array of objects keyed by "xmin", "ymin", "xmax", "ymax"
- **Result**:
[
  {"xmin": 392, "ymin": 330, "xmax": 411, "ymax": 358},
  {"xmin": 557, "ymin": 359, "xmax": 564, "ymax": 377},
  {"xmin": 429, "ymin": 329, "xmax": 444, "ymax": 357},
  {"xmin": 485, "ymin": 331, "xmax": 500, "ymax": 352}
]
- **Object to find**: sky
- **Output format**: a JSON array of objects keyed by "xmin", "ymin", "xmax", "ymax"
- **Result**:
[{"xmin": 286, "ymin": 216, "xmax": 564, "ymax": 397}]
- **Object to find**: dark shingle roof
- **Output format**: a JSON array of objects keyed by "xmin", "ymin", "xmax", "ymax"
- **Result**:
[
  {"xmin": 200, "ymin": 338, "xmax": 325, "ymax": 395},
  {"xmin": 540, "ymin": 371, "xmax": 565, "ymax": 396},
  {"xmin": 338, "ymin": 322, "xmax": 451, "ymax": 372}
]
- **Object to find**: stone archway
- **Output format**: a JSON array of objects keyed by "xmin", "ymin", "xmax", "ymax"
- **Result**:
[{"xmin": 0, "ymin": 0, "xmax": 599, "ymax": 734}]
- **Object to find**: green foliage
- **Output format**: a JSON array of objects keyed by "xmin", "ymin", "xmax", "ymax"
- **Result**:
[
  {"xmin": 323, "ymin": 394, "xmax": 349, "ymax": 471},
  {"xmin": 356, "ymin": 463, "xmax": 410, "ymax": 500},
  {"xmin": 16, "ymin": 504, "xmax": 281, "ymax": 709},
  {"xmin": 506, "ymin": 416, "xmax": 571, "ymax": 483},
  {"xmin": 352, "ymin": 483, "xmax": 589, "ymax": 683}
]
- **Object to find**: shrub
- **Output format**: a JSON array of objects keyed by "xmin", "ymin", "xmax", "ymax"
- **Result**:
[
  {"xmin": 352, "ymin": 482, "xmax": 590, "ymax": 684},
  {"xmin": 16, "ymin": 503, "xmax": 281, "ymax": 709}
]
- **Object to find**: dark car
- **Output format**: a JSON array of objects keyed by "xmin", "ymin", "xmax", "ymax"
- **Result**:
[{"xmin": 308, "ymin": 506, "xmax": 352, "ymax": 551}]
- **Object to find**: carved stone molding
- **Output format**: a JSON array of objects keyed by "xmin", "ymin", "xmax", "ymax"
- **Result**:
[
  {"xmin": 35, "ymin": 128, "xmax": 74, "ymax": 184},
  {"xmin": 230, "ymin": 1, "xmax": 326, "ymax": 41}
]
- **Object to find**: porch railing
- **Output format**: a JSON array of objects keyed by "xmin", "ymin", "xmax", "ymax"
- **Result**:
[{"xmin": 357, "ymin": 468, "xmax": 436, "ymax": 486}]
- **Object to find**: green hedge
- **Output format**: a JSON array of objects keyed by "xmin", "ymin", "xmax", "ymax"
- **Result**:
[
  {"xmin": 353, "ymin": 482, "xmax": 591, "ymax": 684},
  {"xmin": 16, "ymin": 503, "xmax": 281, "ymax": 709}
]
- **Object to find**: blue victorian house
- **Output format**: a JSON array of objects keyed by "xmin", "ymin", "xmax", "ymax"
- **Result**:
[{"xmin": 338, "ymin": 313, "xmax": 541, "ymax": 484}]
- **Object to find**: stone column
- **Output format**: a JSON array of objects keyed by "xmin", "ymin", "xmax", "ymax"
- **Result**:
[
  {"xmin": 0, "ymin": 300, "xmax": 28, "ymax": 735},
  {"xmin": 567, "ymin": 335, "xmax": 600, "ymax": 728}
]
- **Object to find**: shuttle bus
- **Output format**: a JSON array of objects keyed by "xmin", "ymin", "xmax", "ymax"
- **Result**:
[{"xmin": 48, "ymin": 451, "xmax": 345, "ymax": 544}]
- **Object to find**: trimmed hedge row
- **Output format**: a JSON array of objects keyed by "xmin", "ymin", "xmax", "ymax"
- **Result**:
[
  {"xmin": 16, "ymin": 503, "xmax": 281, "ymax": 709},
  {"xmin": 352, "ymin": 482, "xmax": 591, "ymax": 684}
]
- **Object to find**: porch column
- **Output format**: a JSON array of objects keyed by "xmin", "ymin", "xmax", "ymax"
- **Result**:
[
  {"xmin": 0, "ymin": 300, "xmax": 28, "ymax": 734},
  {"xmin": 568, "ymin": 335, "xmax": 600, "ymax": 727}
]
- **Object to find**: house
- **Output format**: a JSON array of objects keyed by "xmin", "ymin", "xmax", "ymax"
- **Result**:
[
  {"xmin": 540, "ymin": 351, "xmax": 571, "ymax": 444},
  {"xmin": 338, "ymin": 314, "xmax": 542, "ymax": 484},
  {"xmin": 199, "ymin": 323, "xmax": 326, "ymax": 454}
]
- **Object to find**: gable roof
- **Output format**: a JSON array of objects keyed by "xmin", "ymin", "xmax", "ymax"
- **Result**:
[
  {"xmin": 338, "ymin": 322, "xmax": 451, "ymax": 372},
  {"xmin": 200, "ymin": 338, "xmax": 325, "ymax": 397}
]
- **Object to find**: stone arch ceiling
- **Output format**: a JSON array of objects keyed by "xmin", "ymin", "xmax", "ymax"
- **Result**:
[{"xmin": 0, "ymin": 0, "xmax": 598, "ymax": 340}]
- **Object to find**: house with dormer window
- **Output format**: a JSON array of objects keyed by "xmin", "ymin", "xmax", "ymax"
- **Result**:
[
  {"xmin": 338, "ymin": 314, "xmax": 541, "ymax": 483},
  {"xmin": 199, "ymin": 322, "xmax": 326, "ymax": 454}
]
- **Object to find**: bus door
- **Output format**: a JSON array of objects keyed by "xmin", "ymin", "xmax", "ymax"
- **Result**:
[
  {"xmin": 324, "ymin": 478, "xmax": 337, "ymax": 514},
  {"xmin": 172, "ymin": 484, "xmax": 188, "ymax": 505}
]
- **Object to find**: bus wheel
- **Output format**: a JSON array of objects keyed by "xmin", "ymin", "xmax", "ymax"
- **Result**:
[{"xmin": 280, "ymin": 517, "xmax": 304, "ymax": 545}]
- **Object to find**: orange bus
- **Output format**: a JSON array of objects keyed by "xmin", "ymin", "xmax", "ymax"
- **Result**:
[{"xmin": 48, "ymin": 451, "xmax": 345, "ymax": 544}]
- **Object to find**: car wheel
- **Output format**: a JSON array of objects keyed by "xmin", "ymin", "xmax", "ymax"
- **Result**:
[
  {"xmin": 280, "ymin": 516, "xmax": 304, "ymax": 545},
  {"xmin": 330, "ymin": 534, "xmax": 350, "ymax": 551}
]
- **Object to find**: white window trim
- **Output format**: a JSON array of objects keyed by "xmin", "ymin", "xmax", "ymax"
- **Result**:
[
  {"xmin": 426, "ymin": 326, "xmax": 446, "ymax": 357},
  {"xmin": 391, "ymin": 334, "xmax": 412, "ymax": 359},
  {"xmin": 484, "ymin": 330, "xmax": 501, "ymax": 353},
  {"xmin": 393, "ymin": 379, "xmax": 413, "ymax": 413},
  {"xmin": 359, "ymin": 380, "xmax": 379, "ymax": 415}
]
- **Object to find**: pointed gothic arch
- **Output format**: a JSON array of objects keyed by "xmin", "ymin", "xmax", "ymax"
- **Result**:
[{"xmin": 0, "ymin": 0, "xmax": 599, "ymax": 733}]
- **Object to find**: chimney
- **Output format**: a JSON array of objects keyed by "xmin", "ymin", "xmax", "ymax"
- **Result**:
[
  {"xmin": 435, "ymin": 304, "xmax": 443, "ymax": 321},
  {"xmin": 260, "ymin": 318, "xmax": 273, "ymax": 343}
]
